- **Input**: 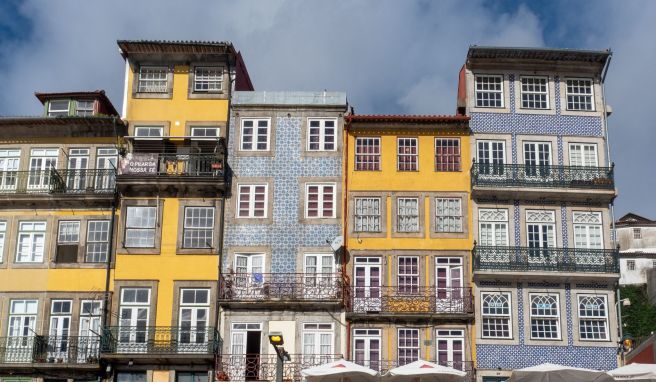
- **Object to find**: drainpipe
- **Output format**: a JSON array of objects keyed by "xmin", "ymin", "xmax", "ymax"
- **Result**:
[
  {"xmin": 103, "ymin": 117, "xmax": 119, "ymax": 329},
  {"xmin": 343, "ymin": 113, "xmax": 350, "ymax": 360}
]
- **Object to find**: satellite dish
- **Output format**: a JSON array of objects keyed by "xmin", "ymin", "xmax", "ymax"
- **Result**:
[{"xmin": 329, "ymin": 236, "xmax": 344, "ymax": 252}]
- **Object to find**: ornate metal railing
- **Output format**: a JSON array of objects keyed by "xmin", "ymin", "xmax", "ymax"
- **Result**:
[
  {"xmin": 219, "ymin": 273, "xmax": 343, "ymax": 302},
  {"xmin": 119, "ymin": 154, "xmax": 224, "ymax": 178},
  {"xmin": 101, "ymin": 326, "xmax": 219, "ymax": 355},
  {"xmin": 0, "ymin": 335, "xmax": 100, "ymax": 364},
  {"xmin": 347, "ymin": 286, "xmax": 473, "ymax": 314},
  {"xmin": 473, "ymin": 246, "xmax": 619, "ymax": 273},
  {"xmin": 0, "ymin": 169, "xmax": 115, "ymax": 195},
  {"xmin": 471, "ymin": 162, "xmax": 614, "ymax": 190},
  {"xmin": 216, "ymin": 354, "xmax": 343, "ymax": 382}
]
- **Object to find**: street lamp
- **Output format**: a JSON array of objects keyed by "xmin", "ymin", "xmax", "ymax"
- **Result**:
[
  {"xmin": 616, "ymin": 296, "xmax": 631, "ymax": 365},
  {"xmin": 269, "ymin": 332, "xmax": 290, "ymax": 382}
]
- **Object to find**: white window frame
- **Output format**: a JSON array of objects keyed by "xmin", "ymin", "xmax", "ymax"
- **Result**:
[
  {"xmin": 305, "ymin": 183, "xmax": 336, "ymax": 219},
  {"xmin": 481, "ymin": 292, "xmax": 512, "ymax": 339},
  {"xmin": 48, "ymin": 100, "xmax": 70, "ymax": 116},
  {"xmin": 16, "ymin": 221, "xmax": 47, "ymax": 263},
  {"xmin": 179, "ymin": 288, "xmax": 210, "ymax": 344},
  {"xmin": 627, "ymin": 260, "xmax": 635, "ymax": 271},
  {"xmin": 475, "ymin": 75, "xmax": 504, "ymax": 108},
  {"xmin": 190, "ymin": 127, "xmax": 220, "ymax": 140},
  {"xmin": 0, "ymin": 149, "xmax": 20, "ymax": 192},
  {"xmin": 435, "ymin": 329, "xmax": 465, "ymax": 369},
  {"xmin": 307, "ymin": 118, "xmax": 337, "ymax": 151},
  {"xmin": 0, "ymin": 221, "xmax": 6, "ymax": 263},
  {"xmin": 76, "ymin": 100, "xmax": 95, "ymax": 116},
  {"xmin": 435, "ymin": 198, "xmax": 463, "ymax": 233},
  {"xmin": 183, "ymin": 207, "xmax": 215, "ymax": 248},
  {"xmin": 193, "ymin": 66, "xmax": 223, "ymax": 93},
  {"xmin": 240, "ymin": 118, "xmax": 271, "ymax": 152},
  {"xmin": 478, "ymin": 209, "xmax": 509, "ymax": 246},
  {"xmin": 58, "ymin": 221, "xmax": 80, "ymax": 244},
  {"xmin": 397, "ymin": 197, "xmax": 419, "ymax": 232},
  {"xmin": 565, "ymin": 78, "xmax": 595, "ymax": 111},
  {"xmin": 354, "ymin": 197, "xmax": 381, "ymax": 233},
  {"xmin": 569, "ymin": 143, "xmax": 599, "ymax": 167},
  {"xmin": 8, "ymin": 299, "xmax": 38, "ymax": 338},
  {"xmin": 134, "ymin": 126, "xmax": 164, "ymax": 138},
  {"xmin": 124, "ymin": 206, "xmax": 157, "ymax": 248},
  {"xmin": 520, "ymin": 76, "xmax": 549, "ymax": 109},
  {"xmin": 86, "ymin": 220, "xmax": 110, "ymax": 263},
  {"xmin": 573, "ymin": 212, "xmax": 603, "ymax": 249},
  {"xmin": 137, "ymin": 66, "xmax": 168, "ymax": 93},
  {"xmin": 529, "ymin": 293, "xmax": 561, "ymax": 340},
  {"xmin": 237, "ymin": 184, "xmax": 268, "ymax": 218},
  {"xmin": 302, "ymin": 323, "xmax": 334, "ymax": 356},
  {"xmin": 352, "ymin": 328, "xmax": 381, "ymax": 370},
  {"xmin": 577, "ymin": 295, "xmax": 609, "ymax": 341},
  {"xmin": 397, "ymin": 328, "xmax": 420, "ymax": 365},
  {"xmin": 355, "ymin": 137, "xmax": 381, "ymax": 171}
]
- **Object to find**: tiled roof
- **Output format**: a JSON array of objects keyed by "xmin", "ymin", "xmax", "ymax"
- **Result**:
[
  {"xmin": 346, "ymin": 114, "xmax": 469, "ymax": 124},
  {"xmin": 468, "ymin": 46, "xmax": 611, "ymax": 63},
  {"xmin": 117, "ymin": 40, "xmax": 236, "ymax": 57}
]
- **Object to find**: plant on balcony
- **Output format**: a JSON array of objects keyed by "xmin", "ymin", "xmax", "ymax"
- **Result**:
[{"xmin": 216, "ymin": 371, "xmax": 230, "ymax": 381}]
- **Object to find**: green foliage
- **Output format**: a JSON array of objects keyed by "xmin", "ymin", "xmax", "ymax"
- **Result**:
[{"xmin": 619, "ymin": 285, "xmax": 656, "ymax": 341}]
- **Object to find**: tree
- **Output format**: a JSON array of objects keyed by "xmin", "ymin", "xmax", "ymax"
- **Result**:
[{"xmin": 619, "ymin": 285, "xmax": 656, "ymax": 342}]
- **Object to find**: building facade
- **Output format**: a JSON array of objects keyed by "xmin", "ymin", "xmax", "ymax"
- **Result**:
[
  {"xmin": 343, "ymin": 114, "xmax": 474, "ymax": 378},
  {"xmin": 460, "ymin": 46, "xmax": 620, "ymax": 380},
  {"xmin": 0, "ymin": 91, "xmax": 125, "ymax": 381},
  {"xmin": 615, "ymin": 213, "xmax": 656, "ymax": 287},
  {"xmin": 217, "ymin": 91, "xmax": 348, "ymax": 381}
]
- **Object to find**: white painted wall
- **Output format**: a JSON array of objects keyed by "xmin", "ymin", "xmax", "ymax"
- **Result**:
[{"xmin": 619, "ymin": 257, "xmax": 656, "ymax": 285}]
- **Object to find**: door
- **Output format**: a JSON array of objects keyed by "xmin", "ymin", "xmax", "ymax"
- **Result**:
[
  {"xmin": 436, "ymin": 329, "xmax": 465, "ymax": 371},
  {"xmin": 0, "ymin": 149, "xmax": 20, "ymax": 191},
  {"xmin": 67, "ymin": 149, "xmax": 89, "ymax": 191},
  {"xmin": 234, "ymin": 254, "xmax": 265, "ymax": 298},
  {"xmin": 477, "ymin": 141, "xmax": 505, "ymax": 176},
  {"xmin": 230, "ymin": 323, "xmax": 262, "ymax": 381},
  {"xmin": 478, "ymin": 209, "xmax": 510, "ymax": 265},
  {"xmin": 353, "ymin": 257, "xmax": 381, "ymax": 312},
  {"xmin": 524, "ymin": 142, "xmax": 551, "ymax": 178},
  {"xmin": 526, "ymin": 211, "xmax": 556, "ymax": 265},
  {"xmin": 95, "ymin": 148, "xmax": 117, "ymax": 191},
  {"xmin": 118, "ymin": 288, "xmax": 150, "ymax": 353},
  {"xmin": 436, "ymin": 258, "xmax": 463, "ymax": 313},
  {"xmin": 48, "ymin": 300, "xmax": 72, "ymax": 362},
  {"xmin": 6, "ymin": 300, "xmax": 38, "ymax": 363},
  {"xmin": 304, "ymin": 254, "xmax": 335, "ymax": 299},
  {"xmin": 302, "ymin": 323, "xmax": 333, "ymax": 364},
  {"xmin": 353, "ymin": 329, "xmax": 381, "ymax": 372},
  {"xmin": 78, "ymin": 301, "xmax": 101, "ymax": 362},
  {"xmin": 28, "ymin": 148, "xmax": 58, "ymax": 191},
  {"xmin": 178, "ymin": 289, "xmax": 209, "ymax": 353}
]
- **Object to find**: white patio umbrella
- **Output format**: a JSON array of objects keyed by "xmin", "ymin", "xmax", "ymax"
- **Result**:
[
  {"xmin": 609, "ymin": 363, "xmax": 656, "ymax": 382},
  {"xmin": 384, "ymin": 359, "xmax": 467, "ymax": 382},
  {"xmin": 508, "ymin": 363, "xmax": 614, "ymax": 382},
  {"xmin": 301, "ymin": 359, "xmax": 379, "ymax": 382}
]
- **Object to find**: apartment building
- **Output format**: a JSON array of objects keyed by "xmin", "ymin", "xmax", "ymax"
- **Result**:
[
  {"xmin": 460, "ymin": 46, "xmax": 620, "ymax": 380},
  {"xmin": 217, "ymin": 91, "xmax": 348, "ymax": 381},
  {"xmin": 615, "ymin": 213, "xmax": 656, "ymax": 287},
  {"xmin": 104, "ymin": 40, "xmax": 252, "ymax": 382},
  {"xmin": 343, "ymin": 114, "xmax": 474, "ymax": 378},
  {"xmin": 0, "ymin": 91, "xmax": 124, "ymax": 381}
]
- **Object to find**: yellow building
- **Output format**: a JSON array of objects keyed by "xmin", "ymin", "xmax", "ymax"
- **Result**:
[
  {"xmin": 105, "ymin": 40, "xmax": 253, "ymax": 382},
  {"xmin": 0, "ymin": 91, "xmax": 125, "ymax": 381},
  {"xmin": 343, "ymin": 114, "xmax": 474, "ymax": 375}
]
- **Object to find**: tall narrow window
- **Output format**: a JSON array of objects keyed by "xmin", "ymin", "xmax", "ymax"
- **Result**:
[
  {"xmin": 436, "ymin": 329, "xmax": 465, "ymax": 370},
  {"xmin": 125, "ymin": 206, "xmax": 156, "ymax": 248},
  {"xmin": 397, "ymin": 138, "xmax": 418, "ymax": 171},
  {"xmin": 307, "ymin": 119, "xmax": 336, "ymax": 151},
  {"xmin": 435, "ymin": 198, "xmax": 462, "ymax": 233},
  {"xmin": 28, "ymin": 148, "xmax": 58, "ymax": 191},
  {"xmin": 66, "ymin": 148, "xmax": 89, "ymax": 191},
  {"xmin": 397, "ymin": 198, "xmax": 419, "ymax": 232},
  {"xmin": 569, "ymin": 143, "xmax": 598, "ymax": 167},
  {"xmin": 302, "ymin": 323, "xmax": 334, "ymax": 362},
  {"xmin": 477, "ymin": 140, "xmax": 505, "ymax": 176},
  {"xmin": 475, "ymin": 75, "xmax": 503, "ymax": 108},
  {"xmin": 119, "ymin": 288, "xmax": 151, "ymax": 347},
  {"xmin": 478, "ymin": 209, "xmax": 509, "ymax": 246},
  {"xmin": 481, "ymin": 293, "xmax": 511, "ymax": 338},
  {"xmin": 435, "ymin": 139, "xmax": 461, "ymax": 171},
  {"xmin": 16, "ymin": 221, "xmax": 46, "ymax": 262},
  {"xmin": 353, "ymin": 329, "xmax": 381, "ymax": 371},
  {"xmin": 397, "ymin": 328, "xmax": 419, "ymax": 366},
  {"xmin": 526, "ymin": 210, "xmax": 556, "ymax": 263},
  {"xmin": 524, "ymin": 142, "xmax": 551, "ymax": 177},
  {"xmin": 237, "ymin": 185, "xmax": 267, "ymax": 218},
  {"xmin": 240, "ymin": 119, "xmax": 270, "ymax": 151},
  {"xmin": 96, "ymin": 148, "xmax": 118, "ymax": 191},
  {"xmin": 578, "ymin": 295, "xmax": 608, "ymax": 340},
  {"xmin": 627, "ymin": 260, "xmax": 636, "ymax": 271},
  {"xmin": 529, "ymin": 294, "xmax": 561, "ymax": 339},
  {"xmin": 0, "ymin": 221, "xmax": 6, "ymax": 263},
  {"xmin": 194, "ymin": 67, "xmax": 223, "ymax": 92},
  {"xmin": 179, "ymin": 289, "xmax": 210, "ymax": 348},
  {"xmin": 79, "ymin": 300, "xmax": 102, "ymax": 339},
  {"xmin": 0, "ymin": 149, "xmax": 20, "ymax": 191},
  {"xmin": 137, "ymin": 66, "xmax": 168, "ymax": 93},
  {"xmin": 6, "ymin": 299, "xmax": 38, "ymax": 362},
  {"xmin": 566, "ymin": 78, "xmax": 594, "ymax": 111},
  {"xmin": 183, "ymin": 207, "xmax": 215, "ymax": 248},
  {"xmin": 354, "ymin": 197, "xmax": 381, "ymax": 232},
  {"xmin": 573, "ymin": 212, "xmax": 603, "ymax": 249},
  {"xmin": 520, "ymin": 76, "xmax": 549, "ymax": 109},
  {"xmin": 306, "ymin": 183, "xmax": 335, "ymax": 218},
  {"xmin": 49, "ymin": 300, "xmax": 72, "ymax": 361},
  {"xmin": 355, "ymin": 137, "xmax": 381, "ymax": 171},
  {"xmin": 398, "ymin": 257, "xmax": 419, "ymax": 295},
  {"xmin": 56, "ymin": 221, "xmax": 80, "ymax": 263},
  {"xmin": 86, "ymin": 220, "xmax": 110, "ymax": 263},
  {"xmin": 234, "ymin": 254, "xmax": 265, "ymax": 292}
]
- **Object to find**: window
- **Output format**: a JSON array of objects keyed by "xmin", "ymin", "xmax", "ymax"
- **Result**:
[
  {"xmin": 179, "ymin": 289, "xmax": 210, "ymax": 346},
  {"xmin": 436, "ymin": 329, "xmax": 465, "ymax": 370},
  {"xmin": 435, "ymin": 198, "xmax": 462, "ymax": 233},
  {"xmin": 569, "ymin": 144, "xmax": 598, "ymax": 167},
  {"xmin": 134, "ymin": 126, "xmax": 163, "ymax": 137},
  {"xmin": 237, "ymin": 185, "xmax": 268, "ymax": 218},
  {"xmin": 524, "ymin": 142, "xmax": 551, "ymax": 177},
  {"xmin": 190, "ymin": 127, "xmax": 220, "ymax": 139},
  {"xmin": 193, "ymin": 66, "xmax": 223, "ymax": 92},
  {"xmin": 56, "ymin": 221, "xmax": 80, "ymax": 263},
  {"xmin": 355, "ymin": 137, "xmax": 381, "ymax": 171},
  {"xmin": 397, "ymin": 198, "xmax": 419, "ymax": 232},
  {"xmin": 137, "ymin": 66, "xmax": 168, "ymax": 93},
  {"xmin": 627, "ymin": 260, "xmax": 635, "ymax": 271},
  {"xmin": 0, "ymin": 149, "xmax": 20, "ymax": 191},
  {"xmin": 49, "ymin": 300, "xmax": 72, "ymax": 350},
  {"xmin": 353, "ymin": 328, "xmax": 381, "ymax": 371},
  {"xmin": 302, "ymin": 323, "xmax": 334, "ymax": 358},
  {"xmin": 48, "ymin": 100, "xmax": 70, "ymax": 116},
  {"xmin": 177, "ymin": 373, "xmax": 209, "ymax": 382},
  {"xmin": 520, "ymin": 76, "xmax": 549, "ymax": 109},
  {"xmin": 435, "ymin": 139, "xmax": 461, "ymax": 172},
  {"xmin": 397, "ymin": 138, "xmax": 418, "ymax": 171},
  {"xmin": 653, "ymin": 260, "xmax": 656, "ymax": 269},
  {"xmin": 354, "ymin": 197, "xmax": 381, "ymax": 232},
  {"xmin": 481, "ymin": 292, "xmax": 511, "ymax": 338},
  {"xmin": 76, "ymin": 100, "xmax": 94, "ymax": 116},
  {"xmin": 306, "ymin": 183, "xmax": 335, "ymax": 219},
  {"xmin": 0, "ymin": 221, "xmax": 5, "ymax": 263},
  {"xmin": 633, "ymin": 228, "xmax": 642, "ymax": 239},
  {"xmin": 578, "ymin": 295, "xmax": 608, "ymax": 340},
  {"xmin": 86, "ymin": 220, "xmax": 110, "ymax": 263},
  {"xmin": 117, "ymin": 373, "xmax": 147, "ymax": 382},
  {"xmin": 16, "ymin": 221, "xmax": 46, "ymax": 262},
  {"xmin": 183, "ymin": 207, "xmax": 215, "ymax": 248},
  {"xmin": 566, "ymin": 78, "xmax": 594, "ymax": 111},
  {"xmin": 79, "ymin": 300, "xmax": 102, "ymax": 346},
  {"xmin": 28, "ymin": 148, "xmax": 58, "ymax": 190},
  {"xmin": 478, "ymin": 209, "xmax": 509, "ymax": 246},
  {"xmin": 125, "ymin": 206, "xmax": 156, "ymax": 248},
  {"xmin": 119, "ymin": 288, "xmax": 151, "ymax": 345},
  {"xmin": 477, "ymin": 140, "xmax": 506, "ymax": 175},
  {"xmin": 530, "ymin": 294, "xmax": 561, "ymax": 339},
  {"xmin": 573, "ymin": 212, "xmax": 603, "ymax": 249},
  {"xmin": 398, "ymin": 257, "xmax": 419, "ymax": 294},
  {"xmin": 307, "ymin": 119, "xmax": 337, "ymax": 151},
  {"xmin": 475, "ymin": 75, "xmax": 504, "ymax": 108},
  {"xmin": 240, "ymin": 119, "xmax": 270, "ymax": 151},
  {"xmin": 8, "ymin": 299, "xmax": 38, "ymax": 338},
  {"xmin": 526, "ymin": 210, "xmax": 556, "ymax": 259},
  {"xmin": 397, "ymin": 329, "xmax": 419, "ymax": 366}
]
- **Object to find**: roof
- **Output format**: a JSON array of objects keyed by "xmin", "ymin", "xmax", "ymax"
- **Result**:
[
  {"xmin": 233, "ymin": 91, "xmax": 347, "ymax": 107},
  {"xmin": 346, "ymin": 114, "xmax": 470, "ymax": 124},
  {"xmin": 616, "ymin": 213, "xmax": 656, "ymax": 227},
  {"xmin": 0, "ymin": 116, "xmax": 127, "ymax": 138},
  {"xmin": 467, "ymin": 45, "xmax": 612, "ymax": 64},
  {"xmin": 117, "ymin": 40, "xmax": 237, "ymax": 59},
  {"xmin": 34, "ymin": 90, "xmax": 119, "ymax": 116}
]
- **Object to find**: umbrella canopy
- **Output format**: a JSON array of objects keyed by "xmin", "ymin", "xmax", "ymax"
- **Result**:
[
  {"xmin": 384, "ymin": 360, "xmax": 467, "ymax": 382},
  {"xmin": 508, "ymin": 363, "xmax": 614, "ymax": 382},
  {"xmin": 301, "ymin": 359, "xmax": 379, "ymax": 382},
  {"xmin": 608, "ymin": 363, "xmax": 656, "ymax": 381}
]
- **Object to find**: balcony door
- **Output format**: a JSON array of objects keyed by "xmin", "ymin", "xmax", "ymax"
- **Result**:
[
  {"xmin": 304, "ymin": 253, "xmax": 335, "ymax": 299},
  {"xmin": 78, "ymin": 300, "xmax": 101, "ymax": 363},
  {"xmin": 6, "ymin": 300, "xmax": 38, "ymax": 363},
  {"xmin": 435, "ymin": 258, "xmax": 463, "ymax": 313},
  {"xmin": 234, "ymin": 254, "xmax": 265, "ymax": 299},
  {"xmin": 48, "ymin": 300, "xmax": 72, "ymax": 362},
  {"xmin": 67, "ymin": 148, "xmax": 89, "ymax": 191},
  {"xmin": 476, "ymin": 140, "xmax": 505, "ymax": 176},
  {"xmin": 28, "ymin": 148, "xmax": 58, "ymax": 191},
  {"xmin": 353, "ymin": 329, "xmax": 381, "ymax": 372},
  {"xmin": 302, "ymin": 323, "xmax": 334, "ymax": 364},
  {"xmin": 524, "ymin": 142, "xmax": 551, "ymax": 178},
  {"xmin": 573, "ymin": 212, "xmax": 605, "ymax": 267},
  {"xmin": 526, "ymin": 210, "xmax": 556, "ymax": 265},
  {"xmin": 436, "ymin": 329, "xmax": 465, "ymax": 371},
  {"xmin": 95, "ymin": 148, "xmax": 117, "ymax": 191},
  {"xmin": 0, "ymin": 149, "xmax": 20, "ymax": 191},
  {"xmin": 353, "ymin": 257, "xmax": 381, "ymax": 313},
  {"xmin": 230, "ymin": 323, "xmax": 262, "ymax": 381},
  {"xmin": 478, "ymin": 209, "xmax": 510, "ymax": 266},
  {"xmin": 178, "ymin": 289, "xmax": 209, "ymax": 353},
  {"xmin": 118, "ymin": 288, "xmax": 150, "ymax": 353}
]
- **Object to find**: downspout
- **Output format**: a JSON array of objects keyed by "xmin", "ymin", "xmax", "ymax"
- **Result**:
[
  {"xmin": 103, "ymin": 117, "xmax": 119, "ymax": 329},
  {"xmin": 343, "ymin": 113, "xmax": 350, "ymax": 360}
]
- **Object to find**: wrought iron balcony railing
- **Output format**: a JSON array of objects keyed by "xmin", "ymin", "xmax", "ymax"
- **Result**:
[
  {"xmin": 101, "ymin": 326, "xmax": 219, "ymax": 355},
  {"xmin": 347, "ymin": 286, "xmax": 473, "ymax": 315},
  {"xmin": 0, "ymin": 335, "xmax": 100, "ymax": 365},
  {"xmin": 118, "ymin": 154, "xmax": 224, "ymax": 178},
  {"xmin": 471, "ymin": 162, "xmax": 614, "ymax": 190},
  {"xmin": 473, "ymin": 246, "xmax": 620, "ymax": 273},
  {"xmin": 219, "ymin": 273, "xmax": 342, "ymax": 302},
  {"xmin": 0, "ymin": 169, "xmax": 115, "ymax": 195},
  {"xmin": 216, "ymin": 354, "xmax": 343, "ymax": 382}
]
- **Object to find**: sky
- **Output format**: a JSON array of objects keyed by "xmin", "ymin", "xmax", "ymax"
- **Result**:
[{"xmin": 0, "ymin": 0, "xmax": 654, "ymax": 218}]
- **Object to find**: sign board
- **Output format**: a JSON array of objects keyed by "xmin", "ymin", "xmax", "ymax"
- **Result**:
[{"xmin": 119, "ymin": 153, "xmax": 158, "ymax": 175}]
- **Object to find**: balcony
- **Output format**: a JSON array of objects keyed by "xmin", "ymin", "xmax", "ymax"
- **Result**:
[
  {"xmin": 470, "ymin": 163, "xmax": 615, "ymax": 202},
  {"xmin": 346, "ymin": 286, "xmax": 473, "ymax": 320},
  {"xmin": 473, "ymin": 246, "xmax": 620, "ymax": 279},
  {"xmin": 101, "ymin": 326, "xmax": 218, "ymax": 364},
  {"xmin": 0, "ymin": 336, "xmax": 100, "ymax": 377},
  {"xmin": 216, "ymin": 354, "xmax": 342, "ymax": 382},
  {"xmin": 219, "ymin": 273, "xmax": 343, "ymax": 308}
]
